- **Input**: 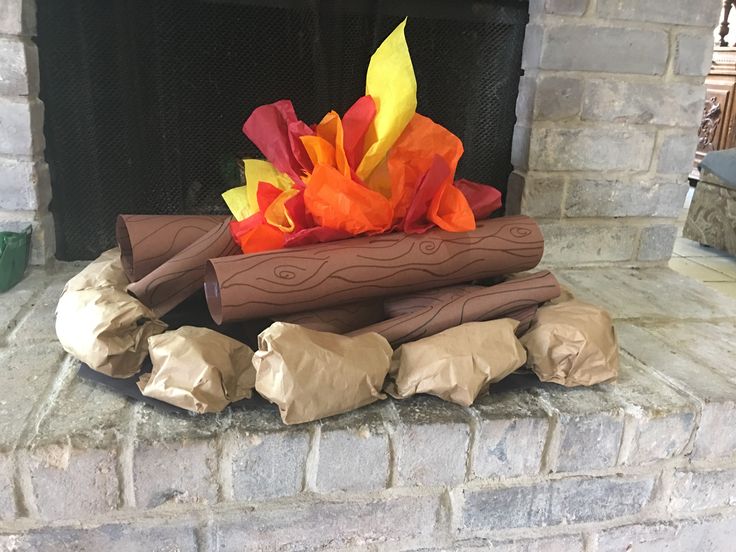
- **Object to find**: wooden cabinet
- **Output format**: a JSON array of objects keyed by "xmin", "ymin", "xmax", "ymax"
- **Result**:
[{"xmin": 692, "ymin": 47, "xmax": 736, "ymax": 180}]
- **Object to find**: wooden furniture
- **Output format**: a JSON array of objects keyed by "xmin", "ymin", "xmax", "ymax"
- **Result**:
[
  {"xmin": 685, "ymin": 150, "xmax": 736, "ymax": 255},
  {"xmin": 691, "ymin": 47, "xmax": 736, "ymax": 180},
  {"xmin": 719, "ymin": 0, "xmax": 734, "ymax": 46}
]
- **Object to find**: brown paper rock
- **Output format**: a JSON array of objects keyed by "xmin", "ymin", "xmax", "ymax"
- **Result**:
[
  {"xmin": 56, "ymin": 287, "xmax": 167, "ymax": 378},
  {"xmin": 138, "ymin": 326, "xmax": 256, "ymax": 413},
  {"xmin": 56, "ymin": 248, "xmax": 166, "ymax": 378},
  {"xmin": 349, "ymin": 271, "xmax": 560, "ymax": 346},
  {"xmin": 521, "ymin": 300, "xmax": 619, "ymax": 387},
  {"xmin": 387, "ymin": 319, "xmax": 527, "ymax": 406},
  {"xmin": 116, "ymin": 214, "xmax": 228, "ymax": 281},
  {"xmin": 64, "ymin": 248, "xmax": 130, "ymax": 292},
  {"xmin": 275, "ymin": 300, "xmax": 386, "ymax": 334},
  {"xmin": 205, "ymin": 215, "xmax": 544, "ymax": 323},
  {"xmin": 253, "ymin": 322, "xmax": 392, "ymax": 425},
  {"xmin": 127, "ymin": 217, "xmax": 239, "ymax": 317}
]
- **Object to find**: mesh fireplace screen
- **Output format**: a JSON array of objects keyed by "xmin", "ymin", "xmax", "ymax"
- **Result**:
[{"xmin": 37, "ymin": 0, "xmax": 529, "ymax": 260}]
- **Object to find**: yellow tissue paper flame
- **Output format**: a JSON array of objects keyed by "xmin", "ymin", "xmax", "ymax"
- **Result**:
[{"xmin": 357, "ymin": 18, "xmax": 417, "ymax": 190}]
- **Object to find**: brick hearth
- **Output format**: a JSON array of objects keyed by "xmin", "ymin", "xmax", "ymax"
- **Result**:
[{"xmin": 0, "ymin": 262, "xmax": 735, "ymax": 550}]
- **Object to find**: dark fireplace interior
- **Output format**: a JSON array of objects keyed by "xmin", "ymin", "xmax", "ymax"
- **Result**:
[{"xmin": 37, "ymin": 0, "xmax": 528, "ymax": 260}]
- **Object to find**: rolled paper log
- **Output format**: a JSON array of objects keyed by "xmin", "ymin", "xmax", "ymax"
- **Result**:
[
  {"xmin": 128, "ymin": 217, "xmax": 239, "ymax": 317},
  {"xmin": 274, "ymin": 300, "xmax": 386, "ymax": 334},
  {"xmin": 205, "ymin": 215, "xmax": 544, "ymax": 324},
  {"xmin": 347, "ymin": 271, "xmax": 559, "ymax": 347},
  {"xmin": 383, "ymin": 284, "xmax": 484, "ymax": 318},
  {"xmin": 117, "ymin": 214, "xmax": 228, "ymax": 281},
  {"xmin": 383, "ymin": 283, "xmax": 539, "ymax": 330}
]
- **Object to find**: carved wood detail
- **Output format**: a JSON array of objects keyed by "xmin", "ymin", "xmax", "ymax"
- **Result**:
[
  {"xmin": 691, "ymin": 48, "xmax": 736, "ymax": 180},
  {"xmin": 698, "ymin": 97, "xmax": 723, "ymax": 153}
]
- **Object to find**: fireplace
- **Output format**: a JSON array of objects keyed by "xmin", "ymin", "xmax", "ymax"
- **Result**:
[
  {"xmin": 0, "ymin": 0, "xmax": 717, "ymax": 266},
  {"xmin": 1, "ymin": 2, "xmax": 733, "ymax": 549},
  {"xmin": 36, "ymin": 0, "xmax": 528, "ymax": 260}
]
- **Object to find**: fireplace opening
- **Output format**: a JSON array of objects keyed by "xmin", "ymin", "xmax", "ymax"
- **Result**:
[{"xmin": 37, "ymin": 0, "xmax": 528, "ymax": 260}]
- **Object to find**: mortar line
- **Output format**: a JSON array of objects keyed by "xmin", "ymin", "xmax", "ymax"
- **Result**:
[
  {"xmin": 436, "ymin": 488, "xmax": 455, "ymax": 547},
  {"xmin": 217, "ymin": 430, "xmax": 236, "ymax": 503},
  {"xmin": 530, "ymin": 119, "xmax": 698, "ymax": 132},
  {"xmin": 533, "ymin": 69, "xmax": 706, "ymax": 86},
  {"xmin": 446, "ymin": 486, "xmax": 465, "ymax": 538},
  {"xmin": 194, "ymin": 514, "xmax": 215, "ymax": 552},
  {"xmin": 664, "ymin": 27, "xmax": 677, "ymax": 81},
  {"xmin": 0, "ymin": 275, "xmax": 49, "ymax": 348},
  {"xmin": 117, "ymin": 402, "xmax": 139, "ymax": 510},
  {"xmin": 10, "ymin": 450, "xmax": 35, "ymax": 519},
  {"xmin": 615, "ymin": 407, "xmax": 639, "ymax": 467},
  {"xmin": 652, "ymin": 465, "xmax": 676, "ymax": 517},
  {"xmin": 538, "ymin": 394, "xmax": 561, "ymax": 475},
  {"xmin": 382, "ymin": 401, "xmax": 401, "ymax": 488},
  {"xmin": 584, "ymin": 0, "xmax": 597, "ymax": 18},
  {"xmin": 1, "ymin": 482, "xmax": 735, "ymax": 540},
  {"xmin": 303, "ymin": 423, "xmax": 321, "ymax": 492},
  {"xmin": 16, "ymin": 355, "xmax": 78, "ymax": 451},
  {"xmin": 583, "ymin": 530, "xmax": 598, "ymax": 552},
  {"xmin": 463, "ymin": 407, "xmax": 481, "ymax": 482},
  {"xmin": 530, "ymin": 12, "xmax": 717, "ymax": 33}
]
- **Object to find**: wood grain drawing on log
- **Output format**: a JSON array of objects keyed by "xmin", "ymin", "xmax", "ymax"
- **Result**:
[
  {"xmin": 348, "ymin": 271, "xmax": 559, "ymax": 346},
  {"xmin": 275, "ymin": 300, "xmax": 386, "ymax": 334},
  {"xmin": 117, "ymin": 214, "xmax": 227, "ymax": 281},
  {"xmin": 205, "ymin": 215, "xmax": 544, "ymax": 323},
  {"xmin": 128, "ymin": 217, "xmax": 239, "ymax": 316}
]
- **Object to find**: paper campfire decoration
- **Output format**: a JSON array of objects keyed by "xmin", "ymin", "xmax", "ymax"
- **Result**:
[
  {"xmin": 220, "ymin": 19, "xmax": 502, "ymax": 255},
  {"xmin": 55, "ymin": 20, "xmax": 620, "ymax": 423}
]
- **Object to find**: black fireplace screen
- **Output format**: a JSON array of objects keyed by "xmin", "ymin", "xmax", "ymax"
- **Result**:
[{"xmin": 37, "ymin": 0, "xmax": 528, "ymax": 260}]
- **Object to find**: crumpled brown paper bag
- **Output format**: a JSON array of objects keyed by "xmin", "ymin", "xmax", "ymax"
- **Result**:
[
  {"xmin": 520, "ymin": 299, "xmax": 619, "ymax": 387},
  {"xmin": 253, "ymin": 322, "xmax": 392, "ymax": 424},
  {"xmin": 138, "ymin": 326, "xmax": 256, "ymax": 413},
  {"xmin": 56, "ymin": 287, "xmax": 166, "ymax": 378},
  {"xmin": 56, "ymin": 248, "xmax": 166, "ymax": 378},
  {"xmin": 63, "ymin": 248, "xmax": 130, "ymax": 292},
  {"xmin": 387, "ymin": 319, "xmax": 527, "ymax": 407}
]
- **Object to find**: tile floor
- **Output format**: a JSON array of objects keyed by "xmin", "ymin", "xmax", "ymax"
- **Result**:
[
  {"xmin": 669, "ymin": 238, "xmax": 736, "ymax": 299},
  {"xmin": 669, "ymin": 187, "xmax": 736, "ymax": 299}
]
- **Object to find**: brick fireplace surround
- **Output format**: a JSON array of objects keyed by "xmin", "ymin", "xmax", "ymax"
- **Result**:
[
  {"xmin": 3, "ymin": 1, "xmax": 736, "ymax": 551},
  {"xmin": 0, "ymin": 0, "xmax": 722, "ymax": 267}
]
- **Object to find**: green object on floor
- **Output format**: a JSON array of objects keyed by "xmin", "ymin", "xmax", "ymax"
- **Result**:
[{"xmin": 0, "ymin": 226, "xmax": 32, "ymax": 292}]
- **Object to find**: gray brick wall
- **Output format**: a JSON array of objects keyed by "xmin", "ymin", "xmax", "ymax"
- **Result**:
[
  {"xmin": 511, "ymin": 0, "xmax": 722, "ymax": 265},
  {"xmin": 0, "ymin": 0, "xmax": 52, "ymax": 264}
]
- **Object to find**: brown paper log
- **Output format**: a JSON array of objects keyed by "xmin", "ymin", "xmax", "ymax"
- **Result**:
[
  {"xmin": 127, "ymin": 217, "xmax": 239, "ymax": 317},
  {"xmin": 274, "ymin": 300, "xmax": 386, "ymax": 334},
  {"xmin": 205, "ymin": 215, "xmax": 544, "ymax": 323},
  {"xmin": 383, "ymin": 284, "xmax": 483, "ymax": 318},
  {"xmin": 347, "ymin": 271, "xmax": 559, "ymax": 346},
  {"xmin": 384, "ymin": 285, "xmax": 539, "ymax": 333},
  {"xmin": 116, "ymin": 214, "xmax": 228, "ymax": 281}
]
